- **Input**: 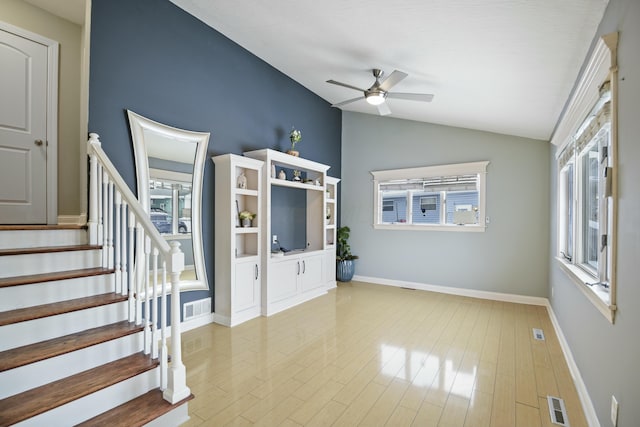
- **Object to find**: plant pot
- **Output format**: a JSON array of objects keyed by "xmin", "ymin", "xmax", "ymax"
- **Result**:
[
  {"xmin": 336, "ymin": 259, "xmax": 355, "ymax": 282},
  {"xmin": 286, "ymin": 150, "xmax": 299, "ymax": 157},
  {"xmin": 242, "ymin": 218, "xmax": 252, "ymax": 227}
]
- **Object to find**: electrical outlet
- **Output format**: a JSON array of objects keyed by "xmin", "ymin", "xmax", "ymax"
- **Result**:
[
  {"xmin": 552, "ymin": 287, "xmax": 555, "ymax": 298},
  {"xmin": 611, "ymin": 395, "xmax": 618, "ymax": 426},
  {"xmin": 485, "ymin": 216, "xmax": 490, "ymax": 224},
  {"xmin": 272, "ymin": 235, "xmax": 278, "ymax": 244}
]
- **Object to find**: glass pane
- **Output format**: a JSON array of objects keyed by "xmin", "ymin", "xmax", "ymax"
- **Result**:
[
  {"xmin": 381, "ymin": 191, "xmax": 407, "ymax": 223},
  {"xmin": 150, "ymin": 180, "xmax": 174, "ymax": 234},
  {"xmin": 582, "ymin": 145, "xmax": 599, "ymax": 270},
  {"xmin": 566, "ymin": 164, "xmax": 574, "ymax": 259},
  {"xmin": 413, "ymin": 193, "xmax": 441, "ymax": 224},
  {"xmin": 446, "ymin": 191, "xmax": 479, "ymax": 224},
  {"xmin": 178, "ymin": 184, "xmax": 192, "ymax": 233}
]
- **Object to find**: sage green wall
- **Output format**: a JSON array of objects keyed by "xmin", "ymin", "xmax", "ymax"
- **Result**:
[
  {"xmin": 0, "ymin": 0, "xmax": 82, "ymax": 216},
  {"xmin": 341, "ymin": 112, "xmax": 550, "ymax": 297},
  {"xmin": 548, "ymin": 0, "xmax": 640, "ymax": 425}
]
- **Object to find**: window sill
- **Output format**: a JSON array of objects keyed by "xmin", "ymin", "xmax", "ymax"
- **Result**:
[
  {"xmin": 555, "ymin": 257, "xmax": 616, "ymax": 323},
  {"xmin": 374, "ymin": 223, "xmax": 486, "ymax": 232}
]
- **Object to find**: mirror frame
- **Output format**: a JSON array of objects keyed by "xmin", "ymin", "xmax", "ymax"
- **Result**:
[{"xmin": 127, "ymin": 110, "xmax": 210, "ymax": 292}]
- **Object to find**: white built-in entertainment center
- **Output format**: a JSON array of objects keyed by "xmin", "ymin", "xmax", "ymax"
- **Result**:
[{"xmin": 213, "ymin": 149, "xmax": 339, "ymax": 326}]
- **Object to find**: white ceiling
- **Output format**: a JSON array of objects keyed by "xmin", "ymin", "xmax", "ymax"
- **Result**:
[{"xmin": 170, "ymin": 0, "xmax": 607, "ymax": 141}]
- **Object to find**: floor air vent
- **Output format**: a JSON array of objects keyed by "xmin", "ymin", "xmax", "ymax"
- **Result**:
[
  {"xmin": 533, "ymin": 328, "xmax": 545, "ymax": 340},
  {"xmin": 547, "ymin": 396, "xmax": 569, "ymax": 426},
  {"xmin": 183, "ymin": 298, "xmax": 211, "ymax": 321}
]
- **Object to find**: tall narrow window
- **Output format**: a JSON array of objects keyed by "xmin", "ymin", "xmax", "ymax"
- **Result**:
[{"xmin": 553, "ymin": 32, "xmax": 617, "ymax": 322}]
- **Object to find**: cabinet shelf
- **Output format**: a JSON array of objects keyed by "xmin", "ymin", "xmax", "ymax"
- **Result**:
[
  {"xmin": 235, "ymin": 226, "xmax": 259, "ymax": 234},
  {"xmin": 270, "ymin": 178, "xmax": 325, "ymax": 191},
  {"xmin": 235, "ymin": 188, "xmax": 258, "ymax": 196},
  {"xmin": 326, "ymin": 198, "xmax": 336, "ymax": 203}
]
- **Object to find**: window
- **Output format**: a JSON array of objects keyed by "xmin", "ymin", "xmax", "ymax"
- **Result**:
[
  {"xmin": 149, "ymin": 169, "xmax": 192, "ymax": 235},
  {"xmin": 553, "ymin": 33, "xmax": 618, "ymax": 322},
  {"xmin": 371, "ymin": 161, "xmax": 489, "ymax": 232}
]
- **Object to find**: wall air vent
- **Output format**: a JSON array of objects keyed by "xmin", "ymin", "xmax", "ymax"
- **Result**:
[
  {"xmin": 547, "ymin": 396, "xmax": 570, "ymax": 426},
  {"xmin": 183, "ymin": 298, "xmax": 211, "ymax": 322}
]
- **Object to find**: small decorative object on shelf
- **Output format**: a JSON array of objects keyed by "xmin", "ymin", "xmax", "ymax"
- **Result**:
[
  {"xmin": 271, "ymin": 163, "xmax": 276, "ymax": 178},
  {"xmin": 238, "ymin": 210, "xmax": 256, "ymax": 227},
  {"xmin": 315, "ymin": 178, "xmax": 322, "ymax": 186},
  {"xmin": 326, "ymin": 207, "xmax": 331, "ymax": 221},
  {"xmin": 287, "ymin": 127, "xmax": 302, "ymax": 157},
  {"xmin": 293, "ymin": 170, "xmax": 302, "ymax": 182},
  {"xmin": 278, "ymin": 169, "xmax": 286, "ymax": 180},
  {"xmin": 237, "ymin": 172, "xmax": 247, "ymax": 189}
]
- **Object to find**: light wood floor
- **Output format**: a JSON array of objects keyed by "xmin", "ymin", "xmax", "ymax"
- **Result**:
[{"xmin": 180, "ymin": 281, "xmax": 587, "ymax": 426}]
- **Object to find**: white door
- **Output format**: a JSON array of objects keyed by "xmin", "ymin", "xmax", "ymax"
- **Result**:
[{"xmin": 0, "ymin": 28, "xmax": 48, "ymax": 224}]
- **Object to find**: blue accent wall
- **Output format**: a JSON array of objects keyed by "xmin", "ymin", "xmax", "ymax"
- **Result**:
[{"xmin": 88, "ymin": 0, "xmax": 342, "ymax": 316}]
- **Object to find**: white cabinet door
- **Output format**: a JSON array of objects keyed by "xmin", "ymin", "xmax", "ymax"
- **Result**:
[
  {"xmin": 300, "ymin": 254, "xmax": 323, "ymax": 292},
  {"xmin": 269, "ymin": 259, "xmax": 298, "ymax": 303},
  {"xmin": 234, "ymin": 260, "xmax": 259, "ymax": 313}
]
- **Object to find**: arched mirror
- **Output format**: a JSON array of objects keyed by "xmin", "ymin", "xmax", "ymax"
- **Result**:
[{"xmin": 127, "ymin": 110, "xmax": 209, "ymax": 291}]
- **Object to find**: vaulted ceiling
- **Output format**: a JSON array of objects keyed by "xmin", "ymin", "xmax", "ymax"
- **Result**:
[{"xmin": 170, "ymin": 0, "xmax": 608, "ymax": 141}]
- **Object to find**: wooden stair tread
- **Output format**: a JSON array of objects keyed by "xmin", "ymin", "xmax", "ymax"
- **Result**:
[
  {"xmin": 0, "ymin": 224, "xmax": 87, "ymax": 231},
  {"xmin": 0, "ymin": 244, "xmax": 101, "ymax": 256},
  {"xmin": 0, "ymin": 293, "xmax": 128, "ymax": 327},
  {"xmin": 0, "ymin": 267, "xmax": 114, "ymax": 288},
  {"xmin": 76, "ymin": 389, "xmax": 194, "ymax": 427},
  {"xmin": 0, "ymin": 353, "xmax": 158, "ymax": 426},
  {"xmin": 0, "ymin": 321, "xmax": 143, "ymax": 372}
]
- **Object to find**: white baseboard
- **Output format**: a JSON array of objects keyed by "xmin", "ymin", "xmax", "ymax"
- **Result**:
[
  {"xmin": 351, "ymin": 274, "xmax": 598, "ymax": 427},
  {"xmin": 352, "ymin": 275, "xmax": 549, "ymax": 306},
  {"xmin": 57, "ymin": 213, "xmax": 87, "ymax": 225},
  {"xmin": 545, "ymin": 303, "xmax": 600, "ymax": 427}
]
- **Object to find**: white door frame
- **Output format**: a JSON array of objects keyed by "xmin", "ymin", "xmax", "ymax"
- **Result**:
[{"xmin": 0, "ymin": 21, "xmax": 58, "ymax": 224}]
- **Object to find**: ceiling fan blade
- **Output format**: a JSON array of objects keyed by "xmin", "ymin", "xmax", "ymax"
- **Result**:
[
  {"xmin": 377, "ymin": 102, "xmax": 391, "ymax": 116},
  {"xmin": 378, "ymin": 70, "xmax": 408, "ymax": 91},
  {"xmin": 387, "ymin": 92, "xmax": 434, "ymax": 102},
  {"xmin": 326, "ymin": 79, "xmax": 367, "ymax": 93},
  {"xmin": 332, "ymin": 96, "xmax": 363, "ymax": 108}
]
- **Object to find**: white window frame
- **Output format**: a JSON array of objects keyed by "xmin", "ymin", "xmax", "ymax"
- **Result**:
[
  {"xmin": 553, "ymin": 33, "xmax": 618, "ymax": 323},
  {"xmin": 371, "ymin": 161, "xmax": 489, "ymax": 232}
]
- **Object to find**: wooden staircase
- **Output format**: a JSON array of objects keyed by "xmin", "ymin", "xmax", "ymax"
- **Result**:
[{"xmin": 0, "ymin": 225, "xmax": 192, "ymax": 426}]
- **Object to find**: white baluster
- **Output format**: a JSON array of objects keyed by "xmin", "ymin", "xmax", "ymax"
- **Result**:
[
  {"xmin": 128, "ymin": 212, "xmax": 135, "ymax": 322},
  {"xmin": 160, "ymin": 259, "xmax": 168, "ymax": 390},
  {"xmin": 163, "ymin": 241, "xmax": 191, "ymax": 404},
  {"xmin": 114, "ymin": 191, "xmax": 122, "ymax": 294},
  {"xmin": 136, "ymin": 225, "xmax": 143, "ymax": 326},
  {"xmin": 121, "ymin": 202, "xmax": 128, "ymax": 296},
  {"xmin": 107, "ymin": 180, "xmax": 114, "ymax": 269},
  {"xmin": 102, "ymin": 170, "xmax": 109, "ymax": 267},
  {"xmin": 144, "ymin": 235, "xmax": 151, "ymax": 355},
  {"xmin": 87, "ymin": 134, "xmax": 100, "ymax": 245},
  {"xmin": 152, "ymin": 247, "xmax": 159, "ymax": 359},
  {"xmin": 97, "ymin": 164, "xmax": 104, "ymax": 246}
]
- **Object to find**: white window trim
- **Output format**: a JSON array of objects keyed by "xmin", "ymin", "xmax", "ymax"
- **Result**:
[
  {"xmin": 553, "ymin": 33, "xmax": 618, "ymax": 323},
  {"xmin": 371, "ymin": 161, "xmax": 489, "ymax": 232}
]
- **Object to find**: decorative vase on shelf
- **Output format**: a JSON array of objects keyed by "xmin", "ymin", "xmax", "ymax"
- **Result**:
[
  {"xmin": 278, "ymin": 169, "xmax": 286, "ymax": 180},
  {"xmin": 286, "ymin": 150, "xmax": 299, "ymax": 157},
  {"xmin": 242, "ymin": 218, "xmax": 251, "ymax": 227},
  {"xmin": 288, "ymin": 128, "xmax": 301, "ymax": 157},
  {"xmin": 293, "ymin": 170, "xmax": 301, "ymax": 182},
  {"xmin": 271, "ymin": 164, "xmax": 276, "ymax": 178}
]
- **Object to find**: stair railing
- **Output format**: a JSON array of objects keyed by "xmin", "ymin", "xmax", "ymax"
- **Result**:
[{"xmin": 87, "ymin": 133, "xmax": 191, "ymax": 404}]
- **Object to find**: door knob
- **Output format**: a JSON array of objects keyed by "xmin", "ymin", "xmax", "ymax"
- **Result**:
[{"xmin": 35, "ymin": 139, "xmax": 44, "ymax": 146}]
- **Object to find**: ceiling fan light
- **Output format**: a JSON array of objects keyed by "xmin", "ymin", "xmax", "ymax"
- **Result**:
[{"xmin": 365, "ymin": 92, "xmax": 385, "ymax": 106}]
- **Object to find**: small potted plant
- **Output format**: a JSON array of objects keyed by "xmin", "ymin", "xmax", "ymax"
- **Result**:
[
  {"xmin": 287, "ymin": 127, "xmax": 302, "ymax": 156},
  {"xmin": 336, "ymin": 226, "xmax": 358, "ymax": 282},
  {"xmin": 238, "ymin": 211, "xmax": 256, "ymax": 227}
]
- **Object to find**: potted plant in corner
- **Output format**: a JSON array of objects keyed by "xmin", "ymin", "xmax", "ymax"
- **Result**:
[{"xmin": 336, "ymin": 226, "xmax": 358, "ymax": 282}]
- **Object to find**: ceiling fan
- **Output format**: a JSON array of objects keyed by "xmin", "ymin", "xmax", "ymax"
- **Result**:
[{"xmin": 327, "ymin": 69, "xmax": 434, "ymax": 116}]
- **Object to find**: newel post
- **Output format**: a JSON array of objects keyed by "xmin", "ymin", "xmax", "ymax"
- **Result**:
[
  {"xmin": 87, "ymin": 133, "xmax": 100, "ymax": 245},
  {"xmin": 163, "ymin": 241, "xmax": 190, "ymax": 404}
]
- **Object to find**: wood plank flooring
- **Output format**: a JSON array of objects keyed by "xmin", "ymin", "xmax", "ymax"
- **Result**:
[{"xmin": 180, "ymin": 281, "xmax": 587, "ymax": 427}]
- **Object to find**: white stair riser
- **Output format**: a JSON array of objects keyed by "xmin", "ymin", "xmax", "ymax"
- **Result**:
[
  {"xmin": 14, "ymin": 367, "xmax": 160, "ymax": 427},
  {"xmin": 0, "ymin": 301, "xmax": 128, "ymax": 352},
  {"xmin": 0, "ymin": 229, "xmax": 87, "ymax": 250},
  {"xmin": 145, "ymin": 402, "xmax": 190, "ymax": 427},
  {"xmin": 0, "ymin": 332, "xmax": 144, "ymax": 399},
  {"xmin": 0, "ymin": 249, "xmax": 102, "ymax": 278},
  {"xmin": 0, "ymin": 274, "xmax": 115, "ymax": 311}
]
